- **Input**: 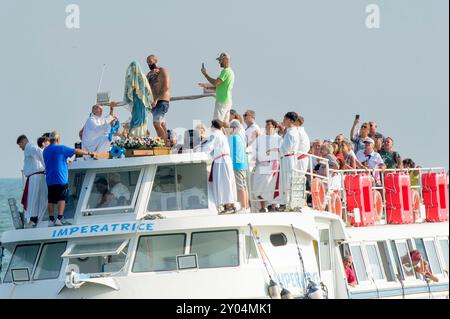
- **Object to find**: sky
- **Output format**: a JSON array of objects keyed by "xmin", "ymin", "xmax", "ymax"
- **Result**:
[{"xmin": 0, "ymin": 0, "xmax": 448, "ymax": 178}]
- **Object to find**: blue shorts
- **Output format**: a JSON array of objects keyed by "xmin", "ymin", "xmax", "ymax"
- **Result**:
[{"xmin": 151, "ymin": 100, "xmax": 169, "ymax": 123}]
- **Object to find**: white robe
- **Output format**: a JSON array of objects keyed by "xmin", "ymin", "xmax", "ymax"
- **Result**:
[
  {"xmin": 296, "ymin": 126, "xmax": 311, "ymax": 174},
  {"xmin": 279, "ymin": 127, "xmax": 300, "ymax": 205},
  {"xmin": 23, "ymin": 143, "xmax": 47, "ymax": 221},
  {"xmin": 252, "ymin": 134, "xmax": 282, "ymax": 203},
  {"xmin": 202, "ymin": 128, "xmax": 237, "ymax": 206},
  {"xmin": 81, "ymin": 113, "xmax": 114, "ymax": 153},
  {"xmin": 245, "ymin": 123, "xmax": 261, "ymax": 163}
]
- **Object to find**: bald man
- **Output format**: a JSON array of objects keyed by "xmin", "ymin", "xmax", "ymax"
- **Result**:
[
  {"xmin": 146, "ymin": 54, "xmax": 171, "ymax": 146},
  {"xmin": 80, "ymin": 103, "xmax": 115, "ymax": 155}
]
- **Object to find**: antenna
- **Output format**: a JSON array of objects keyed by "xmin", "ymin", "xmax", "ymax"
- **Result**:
[
  {"xmin": 97, "ymin": 64, "xmax": 107, "ymax": 93},
  {"xmin": 96, "ymin": 64, "xmax": 111, "ymax": 105}
]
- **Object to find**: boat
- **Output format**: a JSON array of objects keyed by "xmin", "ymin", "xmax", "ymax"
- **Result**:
[{"xmin": 0, "ymin": 146, "xmax": 448, "ymax": 299}]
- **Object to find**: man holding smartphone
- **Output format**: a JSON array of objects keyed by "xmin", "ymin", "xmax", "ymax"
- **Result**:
[{"xmin": 199, "ymin": 52, "xmax": 235, "ymax": 124}]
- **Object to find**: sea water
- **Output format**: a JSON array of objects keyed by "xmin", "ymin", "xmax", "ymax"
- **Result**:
[
  {"xmin": 0, "ymin": 179, "xmax": 21, "ymax": 236},
  {"xmin": 0, "ymin": 179, "xmax": 22, "ymax": 276}
]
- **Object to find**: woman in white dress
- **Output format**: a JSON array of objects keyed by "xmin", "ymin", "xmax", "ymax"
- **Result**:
[
  {"xmin": 202, "ymin": 120, "xmax": 237, "ymax": 214},
  {"xmin": 252, "ymin": 119, "xmax": 282, "ymax": 212},
  {"xmin": 295, "ymin": 115, "xmax": 310, "ymax": 174},
  {"xmin": 267, "ymin": 112, "xmax": 300, "ymax": 210},
  {"xmin": 279, "ymin": 112, "xmax": 300, "ymax": 208}
]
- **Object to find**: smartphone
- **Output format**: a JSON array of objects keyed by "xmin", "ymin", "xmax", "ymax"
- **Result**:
[
  {"xmin": 355, "ymin": 114, "xmax": 360, "ymax": 120},
  {"xmin": 202, "ymin": 63, "xmax": 205, "ymax": 69}
]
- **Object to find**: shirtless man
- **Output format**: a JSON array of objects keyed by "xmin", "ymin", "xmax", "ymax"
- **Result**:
[{"xmin": 146, "ymin": 54, "xmax": 171, "ymax": 146}]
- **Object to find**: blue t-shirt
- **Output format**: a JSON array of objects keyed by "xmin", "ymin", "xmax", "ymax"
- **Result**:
[
  {"xmin": 43, "ymin": 144, "xmax": 75, "ymax": 185},
  {"xmin": 229, "ymin": 135, "xmax": 248, "ymax": 171}
]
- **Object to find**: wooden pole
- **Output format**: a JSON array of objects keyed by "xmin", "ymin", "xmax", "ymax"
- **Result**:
[{"xmin": 99, "ymin": 94, "xmax": 215, "ymax": 106}]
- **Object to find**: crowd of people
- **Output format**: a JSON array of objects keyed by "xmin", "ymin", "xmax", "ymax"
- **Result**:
[{"xmin": 16, "ymin": 51, "xmax": 424, "ymax": 223}]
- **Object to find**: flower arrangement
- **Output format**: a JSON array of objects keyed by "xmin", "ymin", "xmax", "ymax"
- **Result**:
[
  {"xmin": 110, "ymin": 145, "xmax": 126, "ymax": 159},
  {"xmin": 112, "ymin": 136, "xmax": 166, "ymax": 150}
]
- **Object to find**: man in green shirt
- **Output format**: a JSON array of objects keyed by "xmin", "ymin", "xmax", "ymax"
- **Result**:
[
  {"xmin": 199, "ymin": 52, "xmax": 235, "ymax": 124},
  {"xmin": 379, "ymin": 137, "xmax": 402, "ymax": 169}
]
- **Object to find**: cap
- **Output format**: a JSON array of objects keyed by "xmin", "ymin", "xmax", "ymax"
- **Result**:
[
  {"xmin": 363, "ymin": 137, "xmax": 375, "ymax": 145},
  {"xmin": 216, "ymin": 52, "xmax": 231, "ymax": 61},
  {"xmin": 230, "ymin": 109, "xmax": 238, "ymax": 116}
]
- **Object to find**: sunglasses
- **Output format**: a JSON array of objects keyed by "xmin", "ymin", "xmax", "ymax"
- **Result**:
[{"xmin": 361, "ymin": 126, "xmax": 367, "ymax": 129}]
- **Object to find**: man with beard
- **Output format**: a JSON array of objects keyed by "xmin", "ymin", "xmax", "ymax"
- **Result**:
[{"xmin": 146, "ymin": 54, "xmax": 171, "ymax": 146}]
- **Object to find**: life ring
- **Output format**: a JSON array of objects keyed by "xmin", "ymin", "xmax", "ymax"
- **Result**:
[
  {"xmin": 330, "ymin": 192, "xmax": 342, "ymax": 218},
  {"xmin": 312, "ymin": 178, "xmax": 326, "ymax": 211},
  {"xmin": 411, "ymin": 189, "xmax": 421, "ymax": 222},
  {"xmin": 373, "ymin": 191, "xmax": 383, "ymax": 222}
]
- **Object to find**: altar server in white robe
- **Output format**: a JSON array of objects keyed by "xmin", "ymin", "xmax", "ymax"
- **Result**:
[
  {"xmin": 278, "ymin": 112, "xmax": 300, "ymax": 207},
  {"xmin": 81, "ymin": 104, "xmax": 116, "ymax": 155},
  {"xmin": 17, "ymin": 135, "xmax": 47, "ymax": 227},
  {"xmin": 202, "ymin": 120, "xmax": 237, "ymax": 213},
  {"xmin": 252, "ymin": 119, "xmax": 282, "ymax": 211},
  {"xmin": 295, "ymin": 115, "xmax": 311, "ymax": 174}
]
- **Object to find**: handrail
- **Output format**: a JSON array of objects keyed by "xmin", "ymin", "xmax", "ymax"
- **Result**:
[
  {"xmin": 247, "ymin": 152, "xmax": 448, "ymax": 225},
  {"xmin": 327, "ymin": 167, "xmax": 448, "ymax": 225},
  {"xmin": 248, "ymin": 152, "xmax": 332, "ymax": 210}
]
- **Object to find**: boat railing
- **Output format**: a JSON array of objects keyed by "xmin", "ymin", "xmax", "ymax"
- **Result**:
[
  {"xmin": 247, "ymin": 151, "xmax": 448, "ymax": 225},
  {"xmin": 328, "ymin": 167, "xmax": 448, "ymax": 225},
  {"xmin": 248, "ymin": 152, "xmax": 332, "ymax": 211}
]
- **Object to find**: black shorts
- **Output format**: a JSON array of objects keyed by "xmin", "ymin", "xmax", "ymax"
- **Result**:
[{"xmin": 47, "ymin": 184, "xmax": 69, "ymax": 204}]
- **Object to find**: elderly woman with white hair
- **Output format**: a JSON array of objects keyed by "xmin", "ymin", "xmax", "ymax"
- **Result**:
[
  {"xmin": 316, "ymin": 143, "xmax": 339, "ymax": 177},
  {"xmin": 228, "ymin": 120, "xmax": 249, "ymax": 212}
]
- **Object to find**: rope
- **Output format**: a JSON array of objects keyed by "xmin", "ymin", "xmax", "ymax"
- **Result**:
[
  {"xmin": 248, "ymin": 223, "xmax": 274, "ymax": 283},
  {"xmin": 291, "ymin": 224, "xmax": 308, "ymax": 295}
]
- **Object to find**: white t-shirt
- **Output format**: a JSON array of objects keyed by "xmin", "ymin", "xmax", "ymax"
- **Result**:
[
  {"xmin": 356, "ymin": 150, "xmax": 384, "ymax": 169},
  {"xmin": 110, "ymin": 183, "xmax": 131, "ymax": 201},
  {"xmin": 245, "ymin": 123, "xmax": 261, "ymax": 148}
]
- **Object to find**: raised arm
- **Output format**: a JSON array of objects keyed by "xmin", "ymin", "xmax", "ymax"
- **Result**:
[
  {"xmin": 201, "ymin": 66, "xmax": 223, "ymax": 87},
  {"xmin": 350, "ymin": 117, "xmax": 359, "ymax": 140}
]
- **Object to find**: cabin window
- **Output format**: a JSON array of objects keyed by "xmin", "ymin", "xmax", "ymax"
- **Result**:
[
  {"xmin": 377, "ymin": 242, "xmax": 396, "ymax": 282},
  {"xmin": 63, "ymin": 240, "xmax": 128, "ymax": 258},
  {"xmin": 84, "ymin": 169, "xmax": 142, "ymax": 214},
  {"xmin": 392, "ymin": 241, "xmax": 415, "ymax": 280},
  {"xmin": 33, "ymin": 242, "xmax": 67, "ymax": 281},
  {"xmin": 270, "ymin": 233, "xmax": 288, "ymax": 247},
  {"xmin": 66, "ymin": 171, "xmax": 86, "ymax": 219},
  {"xmin": 133, "ymin": 234, "xmax": 186, "ymax": 272},
  {"xmin": 0, "ymin": 246, "xmax": 11, "ymax": 282},
  {"xmin": 438, "ymin": 238, "xmax": 449, "ymax": 271},
  {"xmin": 147, "ymin": 163, "xmax": 208, "ymax": 212},
  {"xmin": 3, "ymin": 244, "xmax": 40, "ymax": 283},
  {"xmin": 423, "ymin": 239, "xmax": 442, "ymax": 275},
  {"xmin": 349, "ymin": 245, "xmax": 368, "ymax": 282},
  {"xmin": 414, "ymin": 238, "xmax": 442, "ymax": 276},
  {"xmin": 63, "ymin": 240, "xmax": 129, "ymax": 274},
  {"xmin": 365, "ymin": 244, "xmax": 385, "ymax": 280},
  {"xmin": 190, "ymin": 230, "xmax": 239, "ymax": 269}
]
